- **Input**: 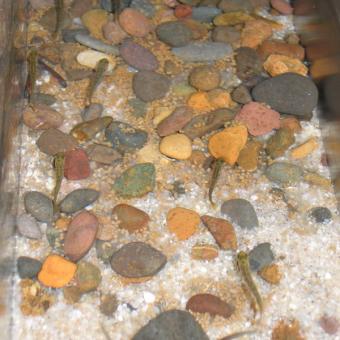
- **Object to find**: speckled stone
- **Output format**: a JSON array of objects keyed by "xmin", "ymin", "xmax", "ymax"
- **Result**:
[
  {"xmin": 265, "ymin": 162, "xmax": 303, "ymax": 185},
  {"xmin": 24, "ymin": 191, "xmax": 53, "ymax": 223},
  {"xmin": 248, "ymin": 242, "xmax": 274, "ymax": 271}
]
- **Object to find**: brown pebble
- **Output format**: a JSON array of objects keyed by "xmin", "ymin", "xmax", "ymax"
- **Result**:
[
  {"xmin": 100, "ymin": 294, "xmax": 118, "ymax": 316},
  {"xmin": 188, "ymin": 150, "xmax": 206, "ymax": 167},
  {"xmin": 63, "ymin": 286, "xmax": 82, "ymax": 304},
  {"xmin": 259, "ymin": 264, "xmax": 281, "ymax": 284},
  {"xmin": 241, "ymin": 20, "xmax": 272, "ymax": 49},
  {"xmin": 319, "ymin": 315, "xmax": 339, "ymax": 335},
  {"xmin": 237, "ymin": 140, "xmax": 262, "ymax": 171},
  {"xmin": 280, "ymin": 117, "xmax": 302, "ymax": 133},
  {"xmin": 191, "ymin": 244, "xmax": 219, "ymax": 261},
  {"xmin": 119, "ymin": 8, "xmax": 152, "ymax": 37},
  {"xmin": 266, "ymin": 128, "xmax": 295, "ymax": 159},
  {"xmin": 64, "ymin": 149, "xmax": 91, "ymax": 180},
  {"xmin": 189, "ymin": 65, "xmax": 221, "ymax": 91},
  {"xmin": 272, "ymin": 319, "xmax": 304, "ymax": 340},
  {"xmin": 102, "ymin": 21, "xmax": 128, "ymax": 44},
  {"xmin": 186, "ymin": 293, "xmax": 234, "ymax": 318},
  {"xmin": 258, "ymin": 40, "xmax": 305, "ymax": 61}
]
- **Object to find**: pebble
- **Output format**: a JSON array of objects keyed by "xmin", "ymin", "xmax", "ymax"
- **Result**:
[
  {"xmin": 64, "ymin": 211, "xmax": 99, "ymax": 261},
  {"xmin": 191, "ymin": 244, "xmax": 219, "ymax": 260},
  {"xmin": 63, "ymin": 286, "xmax": 82, "ymax": 304},
  {"xmin": 81, "ymin": 103, "xmax": 103, "ymax": 121},
  {"xmin": 186, "ymin": 294, "xmax": 234, "ymax": 318},
  {"xmin": 160, "ymin": 133, "xmax": 193, "ymax": 160},
  {"xmin": 75, "ymin": 261, "xmax": 102, "ymax": 293},
  {"xmin": 100, "ymin": 294, "xmax": 118, "ymax": 316},
  {"xmin": 164, "ymin": 60, "xmax": 181, "ymax": 75},
  {"xmin": 208, "ymin": 89, "xmax": 233, "ymax": 110},
  {"xmin": 113, "ymin": 163, "xmax": 156, "ymax": 198},
  {"xmin": 201, "ymin": 215, "xmax": 237, "ymax": 250},
  {"xmin": 309, "ymin": 207, "xmax": 332, "ymax": 223},
  {"xmin": 221, "ymin": 198, "xmax": 259, "ymax": 229},
  {"xmin": 86, "ymin": 144, "xmax": 122, "ymax": 165},
  {"xmin": 172, "ymin": 42, "xmax": 233, "ymax": 62},
  {"xmin": 235, "ymin": 47, "xmax": 263, "ymax": 81},
  {"xmin": 259, "ymin": 264, "xmax": 281, "ymax": 284},
  {"xmin": 189, "ymin": 66, "xmax": 221, "ymax": 91},
  {"xmin": 248, "ymin": 242, "xmax": 274, "ymax": 271},
  {"xmin": 208, "ymin": 125, "xmax": 248, "ymax": 165},
  {"xmin": 132, "ymin": 310, "xmax": 209, "ymax": 340},
  {"xmin": 231, "ymin": 85, "xmax": 252, "ymax": 104},
  {"xmin": 319, "ymin": 315, "xmax": 339, "ymax": 335},
  {"xmin": 174, "ymin": 5, "xmax": 193, "ymax": 19},
  {"xmin": 37, "ymin": 128, "xmax": 78, "ymax": 155},
  {"xmin": 55, "ymin": 217, "xmax": 71, "ymax": 231},
  {"xmin": 133, "ymin": 71, "xmax": 170, "ymax": 102},
  {"xmin": 270, "ymin": 0, "xmax": 293, "ymax": 14},
  {"xmin": 119, "ymin": 8, "xmax": 152, "ymax": 37},
  {"xmin": 173, "ymin": 83, "xmax": 196, "ymax": 97},
  {"xmin": 218, "ymin": 0, "xmax": 253, "ymax": 12},
  {"xmin": 167, "ymin": 207, "xmax": 200, "ymax": 240},
  {"xmin": 24, "ymin": 191, "xmax": 53, "ymax": 223},
  {"xmin": 111, "ymin": 242, "xmax": 167, "ymax": 278},
  {"xmin": 120, "ymin": 40, "xmax": 159, "ymax": 71},
  {"xmin": 17, "ymin": 213, "xmax": 42, "ymax": 239},
  {"xmin": 38, "ymin": 255, "xmax": 77, "ymax": 288},
  {"xmin": 31, "ymin": 93, "xmax": 57, "ymax": 106},
  {"xmin": 75, "ymin": 33, "xmax": 119, "ymax": 56},
  {"xmin": 157, "ymin": 106, "xmax": 193, "ymax": 137},
  {"xmin": 156, "ymin": 21, "xmax": 192, "ymax": 47},
  {"xmin": 96, "ymin": 240, "xmax": 118, "ymax": 263},
  {"xmin": 252, "ymin": 73, "xmax": 319, "ymax": 117},
  {"xmin": 112, "ymin": 204, "xmax": 150, "ymax": 233},
  {"xmin": 265, "ymin": 162, "xmax": 303, "ymax": 184},
  {"xmin": 71, "ymin": 117, "xmax": 113, "ymax": 142},
  {"xmin": 264, "ymin": 54, "xmax": 308, "ymax": 77},
  {"xmin": 214, "ymin": 11, "xmax": 253, "ymax": 26},
  {"xmin": 183, "ymin": 108, "xmax": 236, "ymax": 139},
  {"xmin": 17, "ymin": 257, "xmax": 42, "ymax": 279},
  {"xmin": 272, "ymin": 320, "xmax": 304, "ymax": 340},
  {"xmin": 102, "ymin": 21, "xmax": 128, "ymax": 44},
  {"xmin": 182, "ymin": 19, "xmax": 208, "ymax": 39},
  {"xmin": 291, "ymin": 137, "xmax": 318, "ymax": 159},
  {"xmin": 191, "ymin": 7, "xmax": 221, "ymax": 22},
  {"xmin": 241, "ymin": 19, "xmax": 273, "ymax": 48},
  {"xmin": 237, "ymin": 140, "xmax": 262, "ymax": 171},
  {"xmin": 64, "ymin": 149, "xmax": 91, "ymax": 180},
  {"xmin": 304, "ymin": 172, "xmax": 331, "ymax": 188},
  {"xmin": 212, "ymin": 26, "xmax": 241, "ymax": 45},
  {"xmin": 81, "ymin": 9, "xmax": 108, "ymax": 40},
  {"xmin": 266, "ymin": 128, "xmax": 295, "ymax": 158},
  {"xmin": 187, "ymin": 92, "xmax": 212, "ymax": 112},
  {"xmin": 60, "ymin": 189, "xmax": 100, "ymax": 214},
  {"xmin": 131, "ymin": 0, "xmax": 155, "ymax": 17},
  {"xmin": 23, "ymin": 104, "xmax": 63, "ymax": 130},
  {"xmin": 258, "ymin": 40, "xmax": 305, "ymax": 61},
  {"xmin": 76, "ymin": 50, "xmax": 116, "ymax": 70},
  {"xmin": 62, "ymin": 28, "xmax": 89, "ymax": 43},
  {"xmin": 280, "ymin": 116, "xmax": 302, "ymax": 133},
  {"xmin": 128, "ymin": 98, "xmax": 148, "ymax": 118},
  {"xmin": 189, "ymin": 151, "xmax": 207, "ymax": 167}
]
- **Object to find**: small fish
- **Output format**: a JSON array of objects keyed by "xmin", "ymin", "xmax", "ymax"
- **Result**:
[
  {"xmin": 100, "ymin": 323, "xmax": 112, "ymax": 340},
  {"xmin": 53, "ymin": 0, "xmax": 64, "ymax": 39},
  {"xmin": 38, "ymin": 57, "xmax": 67, "ymax": 88},
  {"xmin": 220, "ymin": 329, "xmax": 257, "ymax": 340},
  {"xmin": 52, "ymin": 152, "xmax": 65, "ymax": 212},
  {"xmin": 85, "ymin": 58, "xmax": 109, "ymax": 107},
  {"xmin": 26, "ymin": 48, "xmax": 38, "ymax": 105},
  {"xmin": 237, "ymin": 251, "xmax": 263, "ymax": 315},
  {"xmin": 112, "ymin": 0, "xmax": 121, "ymax": 22},
  {"xmin": 209, "ymin": 158, "xmax": 224, "ymax": 206}
]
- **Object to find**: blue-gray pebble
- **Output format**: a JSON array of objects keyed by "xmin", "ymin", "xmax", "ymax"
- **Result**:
[
  {"xmin": 310, "ymin": 207, "xmax": 332, "ymax": 223},
  {"xmin": 60, "ymin": 188, "xmax": 100, "ymax": 214},
  {"xmin": 75, "ymin": 34, "xmax": 119, "ymax": 55},
  {"xmin": 156, "ymin": 21, "xmax": 193, "ymax": 47},
  {"xmin": 248, "ymin": 243, "xmax": 274, "ymax": 271},
  {"xmin": 192, "ymin": 7, "xmax": 221, "ymax": 22},
  {"xmin": 265, "ymin": 162, "xmax": 303, "ymax": 185},
  {"xmin": 17, "ymin": 256, "xmax": 42, "ymax": 279},
  {"xmin": 24, "ymin": 191, "xmax": 53, "ymax": 223}
]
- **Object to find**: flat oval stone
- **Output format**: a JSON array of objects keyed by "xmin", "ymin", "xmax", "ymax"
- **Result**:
[
  {"xmin": 119, "ymin": 8, "xmax": 152, "ymax": 37},
  {"xmin": 60, "ymin": 189, "xmax": 100, "ymax": 214},
  {"xmin": 212, "ymin": 26, "xmax": 241, "ymax": 45},
  {"xmin": 105, "ymin": 121, "xmax": 148, "ymax": 153},
  {"xmin": 62, "ymin": 28, "xmax": 90, "ymax": 43},
  {"xmin": 76, "ymin": 49, "xmax": 116, "ymax": 70},
  {"xmin": 64, "ymin": 211, "xmax": 99, "ymax": 261},
  {"xmin": 23, "ymin": 104, "xmax": 63, "ymax": 130},
  {"xmin": 172, "ymin": 42, "xmax": 233, "ymax": 62},
  {"xmin": 71, "ymin": 117, "xmax": 113, "ymax": 142},
  {"xmin": 17, "ymin": 256, "xmax": 42, "ymax": 279},
  {"xmin": 86, "ymin": 144, "xmax": 122, "ymax": 165},
  {"xmin": 156, "ymin": 21, "xmax": 192, "ymax": 47},
  {"xmin": 265, "ymin": 162, "xmax": 303, "ymax": 184},
  {"xmin": 221, "ymin": 198, "xmax": 258, "ymax": 229},
  {"xmin": 17, "ymin": 213, "xmax": 42, "ymax": 239},
  {"xmin": 110, "ymin": 241, "xmax": 167, "ymax": 278},
  {"xmin": 37, "ymin": 128, "xmax": 78, "ymax": 156},
  {"xmin": 120, "ymin": 40, "xmax": 159, "ymax": 71},
  {"xmin": 75, "ymin": 261, "xmax": 102, "ymax": 293},
  {"xmin": 132, "ymin": 310, "xmax": 209, "ymax": 340},
  {"xmin": 113, "ymin": 163, "xmax": 156, "ymax": 198},
  {"xmin": 81, "ymin": 103, "xmax": 103, "ymax": 121},
  {"xmin": 159, "ymin": 133, "xmax": 192, "ymax": 160},
  {"xmin": 24, "ymin": 191, "xmax": 53, "ymax": 223},
  {"xmin": 249, "ymin": 242, "xmax": 274, "ymax": 271},
  {"xmin": 133, "ymin": 71, "xmax": 170, "ymax": 102},
  {"xmin": 252, "ymin": 73, "xmax": 319, "ymax": 117},
  {"xmin": 64, "ymin": 149, "xmax": 91, "ymax": 180},
  {"xmin": 191, "ymin": 7, "xmax": 221, "ymax": 22},
  {"xmin": 75, "ymin": 33, "xmax": 119, "ymax": 55}
]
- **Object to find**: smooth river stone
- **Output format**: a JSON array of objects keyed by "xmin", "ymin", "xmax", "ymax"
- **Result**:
[
  {"xmin": 172, "ymin": 42, "xmax": 233, "ymax": 62},
  {"xmin": 265, "ymin": 162, "xmax": 303, "ymax": 184},
  {"xmin": 62, "ymin": 28, "xmax": 90, "ymax": 43},
  {"xmin": 17, "ymin": 256, "xmax": 42, "ymax": 279},
  {"xmin": 110, "ymin": 242, "xmax": 167, "ymax": 278},
  {"xmin": 64, "ymin": 149, "xmax": 91, "ymax": 180},
  {"xmin": 156, "ymin": 21, "xmax": 193, "ymax": 47},
  {"xmin": 17, "ymin": 214, "xmax": 42, "ymax": 239},
  {"xmin": 75, "ymin": 33, "xmax": 119, "ymax": 55},
  {"xmin": 23, "ymin": 104, "xmax": 63, "ymax": 130},
  {"xmin": 191, "ymin": 7, "xmax": 221, "ymax": 22},
  {"xmin": 76, "ymin": 50, "xmax": 116, "ymax": 70},
  {"xmin": 248, "ymin": 242, "xmax": 274, "ymax": 271},
  {"xmin": 24, "ymin": 191, "xmax": 53, "ymax": 223},
  {"xmin": 119, "ymin": 8, "xmax": 152, "ymax": 37},
  {"xmin": 86, "ymin": 144, "xmax": 122, "ymax": 165},
  {"xmin": 60, "ymin": 189, "xmax": 100, "ymax": 214}
]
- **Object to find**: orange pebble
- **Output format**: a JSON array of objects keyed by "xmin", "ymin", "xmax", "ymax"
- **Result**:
[
  {"xmin": 167, "ymin": 207, "xmax": 200, "ymax": 240},
  {"xmin": 38, "ymin": 255, "xmax": 76, "ymax": 288},
  {"xmin": 187, "ymin": 92, "xmax": 213, "ymax": 112},
  {"xmin": 174, "ymin": 4, "xmax": 192, "ymax": 18},
  {"xmin": 208, "ymin": 89, "xmax": 232, "ymax": 109}
]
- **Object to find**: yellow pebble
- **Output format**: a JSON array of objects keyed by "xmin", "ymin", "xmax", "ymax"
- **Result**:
[
  {"xmin": 159, "ymin": 133, "xmax": 192, "ymax": 160},
  {"xmin": 187, "ymin": 92, "xmax": 213, "ymax": 112},
  {"xmin": 291, "ymin": 137, "xmax": 318, "ymax": 159},
  {"xmin": 264, "ymin": 54, "xmax": 308, "ymax": 77}
]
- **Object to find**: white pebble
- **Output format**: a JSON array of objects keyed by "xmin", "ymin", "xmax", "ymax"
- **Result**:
[{"xmin": 143, "ymin": 291, "xmax": 155, "ymax": 304}]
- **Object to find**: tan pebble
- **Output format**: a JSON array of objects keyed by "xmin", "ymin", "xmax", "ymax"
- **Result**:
[
  {"xmin": 152, "ymin": 107, "xmax": 172, "ymax": 126},
  {"xmin": 137, "ymin": 143, "xmax": 164, "ymax": 163},
  {"xmin": 167, "ymin": 207, "xmax": 200, "ymax": 240},
  {"xmin": 272, "ymin": 319, "xmax": 304, "ymax": 340},
  {"xmin": 81, "ymin": 9, "xmax": 109, "ymax": 40},
  {"xmin": 208, "ymin": 89, "xmax": 232, "ymax": 109},
  {"xmin": 76, "ymin": 50, "xmax": 116, "ymax": 70},
  {"xmin": 237, "ymin": 140, "xmax": 262, "ymax": 171},
  {"xmin": 182, "ymin": 19, "xmax": 208, "ymax": 39},
  {"xmin": 259, "ymin": 263, "xmax": 282, "ymax": 284},
  {"xmin": 264, "ymin": 54, "xmax": 308, "ymax": 76},
  {"xmin": 189, "ymin": 150, "xmax": 206, "ymax": 166},
  {"xmin": 191, "ymin": 244, "xmax": 219, "ymax": 261},
  {"xmin": 187, "ymin": 92, "xmax": 213, "ymax": 112},
  {"xmin": 241, "ymin": 19, "xmax": 273, "ymax": 49},
  {"xmin": 304, "ymin": 172, "xmax": 331, "ymax": 188},
  {"xmin": 55, "ymin": 217, "xmax": 71, "ymax": 231},
  {"xmin": 120, "ymin": 276, "xmax": 152, "ymax": 284},
  {"xmin": 280, "ymin": 116, "xmax": 302, "ymax": 133},
  {"xmin": 96, "ymin": 223, "xmax": 115, "ymax": 241},
  {"xmin": 291, "ymin": 137, "xmax": 318, "ymax": 159},
  {"xmin": 160, "ymin": 134, "xmax": 192, "ymax": 160},
  {"xmin": 189, "ymin": 66, "xmax": 221, "ymax": 91},
  {"xmin": 119, "ymin": 8, "xmax": 152, "ymax": 37},
  {"xmin": 208, "ymin": 125, "xmax": 248, "ymax": 165}
]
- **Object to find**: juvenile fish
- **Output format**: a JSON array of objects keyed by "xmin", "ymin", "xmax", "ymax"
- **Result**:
[
  {"xmin": 112, "ymin": 0, "xmax": 121, "ymax": 22},
  {"xmin": 26, "ymin": 48, "xmax": 38, "ymax": 105},
  {"xmin": 237, "ymin": 251, "xmax": 263, "ymax": 315},
  {"xmin": 53, "ymin": 0, "xmax": 64, "ymax": 39},
  {"xmin": 38, "ymin": 57, "xmax": 67, "ymax": 88},
  {"xmin": 52, "ymin": 152, "xmax": 65, "ymax": 212},
  {"xmin": 221, "ymin": 329, "xmax": 257, "ymax": 340},
  {"xmin": 85, "ymin": 58, "xmax": 109, "ymax": 107},
  {"xmin": 209, "ymin": 158, "xmax": 224, "ymax": 206}
]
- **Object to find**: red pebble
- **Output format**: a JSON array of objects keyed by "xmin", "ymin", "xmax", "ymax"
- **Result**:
[
  {"xmin": 64, "ymin": 149, "xmax": 90, "ymax": 180},
  {"xmin": 235, "ymin": 101, "xmax": 280, "ymax": 136},
  {"xmin": 174, "ymin": 4, "xmax": 192, "ymax": 19},
  {"xmin": 270, "ymin": 0, "xmax": 293, "ymax": 15}
]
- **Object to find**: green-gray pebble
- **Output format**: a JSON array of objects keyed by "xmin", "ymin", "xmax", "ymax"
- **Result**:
[
  {"xmin": 76, "ymin": 261, "xmax": 102, "ymax": 293},
  {"xmin": 17, "ymin": 256, "xmax": 42, "ymax": 279},
  {"xmin": 60, "ymin": 189, "xmax": 100, "ymax": 214},
  {"xmin": 265, "ymin": 162, "xmax": 303, "ymax": 185},
  {"xmin": 24, "ymin": 191, "xmax": 53, "ymax": 223}
]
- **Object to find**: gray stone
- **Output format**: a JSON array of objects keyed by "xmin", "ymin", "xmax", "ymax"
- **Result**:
[
  {"xmin": 172, "ymin": 42, "xmax": 233, "ymax": 62},
  {"xmin": 156, "ymin": 21, "xmax": 193, "ymax": 47},
  {"xmin": 81, "ymin": 103, "xmax": 104, "ymax": 121},
  {"xmin": 221, "ymin": 198, "xmax": 259, "ymax": 229},
  {"xmin": 131, "ymin": 0, "xmax": 155, "ymax": 17},
  {"xmin": 17, "ymin": 256, "xmax": 42, "ymax": 279},
  {"xmin": 16, "ymin": 214, "xmax": 42, "ymax": 239},
  {"xmin": 60, "ymin": 189, "xmax": 100, "ymax": 214},
  {"xmin": 231, "ymin": 85, "xmax": 252, "ymax": 104},
  {"xmin": 62, "ymin": 28, "xmax": 89, "ymax": 43},
  {"xmin": 100, "ymin": 0, "xmax": 131, "ymax": 11},
  {"xmin": 310, "ymin": 207, "xmax": 332, "ymax": 223},
  {"xmin": 252, "ymin": 73, "xmax": 319, "ymax": 117},
  {"xmin": 24, "ymin": 191, "xmax": 53, "ymax": 223},
  {"xmin": 218, "ymin": 0, "xmax": 253, "ymax": 12},
  {"xmin": 191, "ymin": 7, "xmax": 221, "ymax": 22},
  {"xmin": 248, "ymin": 242, "xmax": 274, "ymax": 271},
  {"xmin": 96, "ymin": 240, "xmax": 118, "ymax": 263},
  {"xmin": 75, "ymin": 34, "xmax": 119, "ymax": 55},
  {"xmin": 265, "ymin": 162, "xmax": 303, "ymax": 185},
  {"xmin": 212, "ymin": 26, "xmax": 241, "ymax": 45},
  {"xmin": 86, "ymin": 144, "xmax": 122, "ymax": 165},
  {"xmin": 128, "ymin": 98, "xmax": 148, "ymax": 118}
]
